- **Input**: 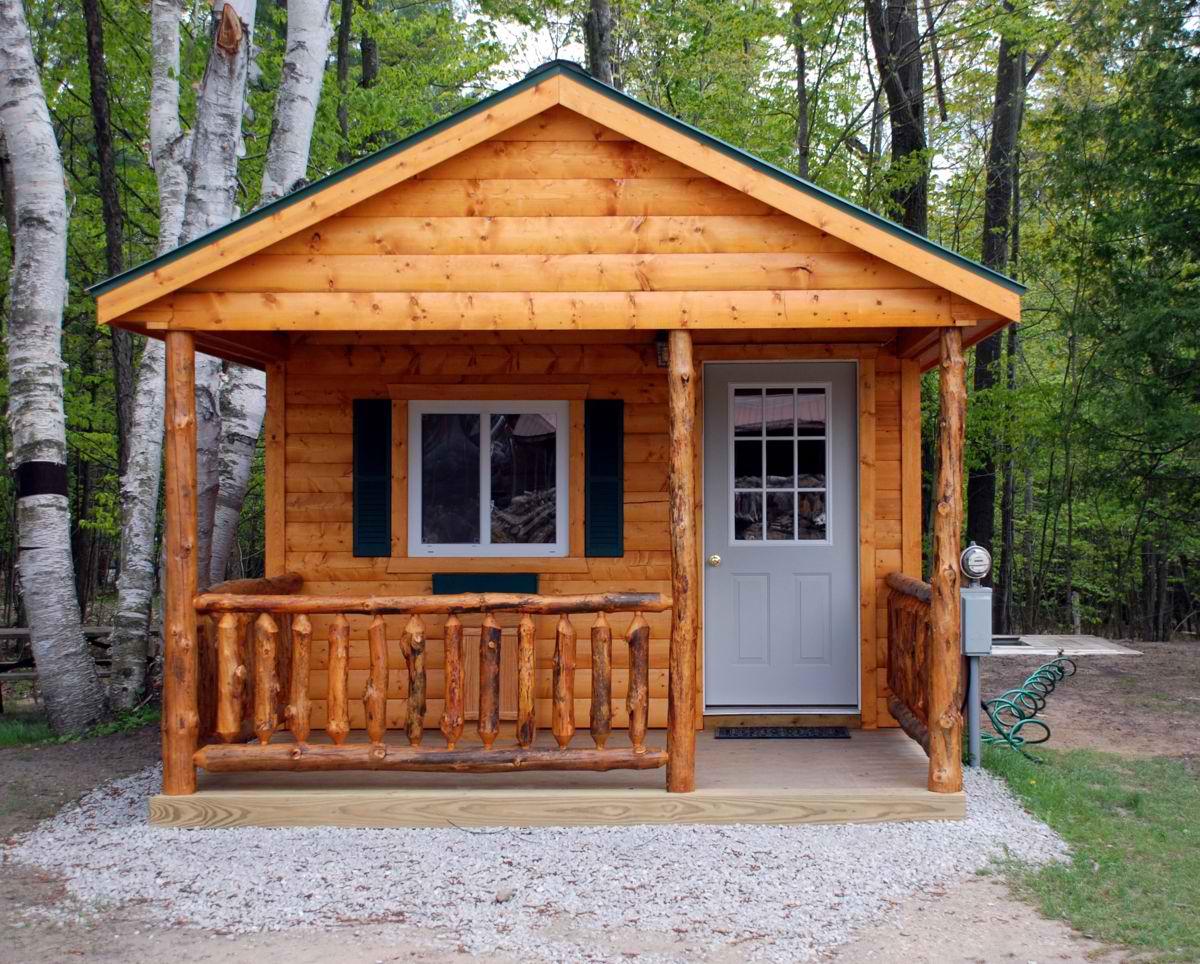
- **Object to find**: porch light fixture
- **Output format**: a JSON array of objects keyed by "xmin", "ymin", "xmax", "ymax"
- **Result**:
[
  {"xmin": 655, "ymin": 331, "xmax": 669, "ymax": 368},
  {"xmin": 960, "ymin": 541, "xmax": 992, "ymax": 585}
]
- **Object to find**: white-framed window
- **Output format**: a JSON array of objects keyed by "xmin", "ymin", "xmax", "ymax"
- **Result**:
[
  {"xmin": 408, "ymin": 400, "xmax": 570, "ymax": 557},
  {"xmin": 729, "ymin": 384, "xmax": 831, "ymax": 545}
]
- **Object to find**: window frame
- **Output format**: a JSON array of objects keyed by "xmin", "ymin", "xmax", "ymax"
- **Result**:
[
  {"xmin": 726, "ymin": 382, "xmax": 833, "ymax": 548},
  {"xmin": 408, "ymin": 399, "xmax": 571, "ymax": 558}
]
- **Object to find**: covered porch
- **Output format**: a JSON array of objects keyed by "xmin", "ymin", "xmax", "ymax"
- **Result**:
[{"xmin": 149, "ymin": 324, "xmax": 970, "ymax": 826}]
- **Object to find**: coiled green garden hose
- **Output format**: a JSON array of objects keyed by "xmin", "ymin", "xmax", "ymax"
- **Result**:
[{"xmin": 981, "ymin": 654, "xmax": 1077, "ymax": 761}]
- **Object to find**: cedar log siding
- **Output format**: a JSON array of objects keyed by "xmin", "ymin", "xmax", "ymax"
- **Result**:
[
  {"xmin": 272, "ymin": 334, "xmax": 913, "ymax": 731},
  {"xmin": 192, "ymin": 106, "xmax": 924, "ymax": 730}
]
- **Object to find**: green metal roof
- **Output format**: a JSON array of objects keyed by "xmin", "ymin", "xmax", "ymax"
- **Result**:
[{"xmin": 88, "ymin": 58, "xmax": 1024, "ymax": 299}]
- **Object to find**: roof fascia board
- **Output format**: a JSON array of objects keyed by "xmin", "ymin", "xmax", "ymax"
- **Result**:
[
  {"xmin": 557, "ymin": 74, "xmax": 1021, "ymax": 321},
  {"xmin": 94, "ymin": 73, "xmax": 562, "ymax": 324}
]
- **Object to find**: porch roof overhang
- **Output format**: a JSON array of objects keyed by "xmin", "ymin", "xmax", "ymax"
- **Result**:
[{"xmin": 90, "ymin": 60, "xmax": 1023, "ymax": 371}]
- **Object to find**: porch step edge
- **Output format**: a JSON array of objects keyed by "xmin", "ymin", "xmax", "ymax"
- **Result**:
[{"xmin": 149, "ymin": 786, "xmax": 965, "ymax": 829}]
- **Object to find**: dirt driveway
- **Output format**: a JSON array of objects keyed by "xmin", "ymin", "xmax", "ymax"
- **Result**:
[
  {"xmin": 2, "ymin": 638, "xmax": 1194, "ymax": 962},
  {"xmin": 980, "ymin": 639, "xmax": 1200, "ymax": 759}
]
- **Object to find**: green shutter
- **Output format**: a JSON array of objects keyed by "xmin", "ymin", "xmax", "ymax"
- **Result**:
[
  {"xmin": 352, "ymin": 399, "xmax": 391, "ymax": 557},
  {"xmin": 584, "ymin": 399, "xmax": 624, "ymax": 557}
]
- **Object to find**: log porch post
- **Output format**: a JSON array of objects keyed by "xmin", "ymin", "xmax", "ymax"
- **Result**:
[
  {"xmin": 928, "ymin": 327, "xmax": 965, "ymax": 793},
  {"xmin": 162, "ymin": 331, "xmax": 200, "ymax": 795},
  {"xmin": 666, "ymin": 329, "xmax": 698, "ymax": 793}
]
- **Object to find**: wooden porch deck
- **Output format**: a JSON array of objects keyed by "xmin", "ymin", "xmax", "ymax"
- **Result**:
[{"xmin": 149, "ymin": 728, "xmax": 964, "ymax": 828}]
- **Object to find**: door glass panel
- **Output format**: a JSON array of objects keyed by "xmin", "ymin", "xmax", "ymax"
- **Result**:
[
  {"xmin": 421, "ymin": 413, "xmax": 480, "ymax": 543},
  {"xmin": 730, "ymin": 384, "xmax": 830, "ymax": 543},
  {"xmin": 734, "ymin": 492, "xmax": 763, "ymax": 540},
  {"xmin": 734, "ymin": 440, "xmax": 762, "ymax": 488},
  {"xmin": 766, "ymin": 492, "xmax": 795, "ymax": 540},
  {"xmin": 490, "ymin": 412, "xmax": 557, "ymax": 544},
  {"xmin": 733, "ymin": 389, "xmax": 763, "ymax": 436},
  {"xmin": 796, "ymin": 440, "xmax": 827, "ymax": 487},
  {"xmin": 764, "ymin": 388, "xmax": 794, "ymax": 436},
  {"xmin": 797, "ymin": 492, "xmax": 827, "ymax": 540},
  {"xmin": 765, "ymin": 440, "xmax": 794, "ymax": 488},
  {"xmin": 797, "ymin": 389, "xmax": 826, "ymax": 436}
]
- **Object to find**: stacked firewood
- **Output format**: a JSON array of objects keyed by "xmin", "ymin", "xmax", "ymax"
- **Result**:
[{"xmin": 491, "ymin": 487, "xmax": 556, "ymax": 544}]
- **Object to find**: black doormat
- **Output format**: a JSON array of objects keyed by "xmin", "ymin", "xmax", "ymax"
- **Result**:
[{"xmin": 714, "ymin": 725, "xmax": 850, "ymax": 740}]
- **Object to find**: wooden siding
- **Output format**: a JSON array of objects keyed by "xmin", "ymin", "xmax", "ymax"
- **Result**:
[
  {"xmin": 147, "ymin": 106, "xmax": 960, "ymax": 334},
  {"xmin": 278, "ymin": 333, "xmax": 907, "ymax": 730},
  {"xmin": 248, "ymin": 110, "xmax": 921, "ymax": 731}
]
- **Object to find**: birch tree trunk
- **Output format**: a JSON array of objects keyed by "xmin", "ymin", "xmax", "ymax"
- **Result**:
[
  {"xmin": 177, "ymin": 0, "xmax": 260, "ymax": 589},
  {"xmin": 108, "ymin": 0, "xmax": 190, "ymax": 709},
  {"xmin": 111, "ymin": 0, "xmax": 260, "ymax": 699},
  {"xmin": 210, "ymin": 0, "xmax": 332, "ymax": 585},
  {"xmin": 0, "ymin": 0, "xmax": 108, "ymax": 731}
]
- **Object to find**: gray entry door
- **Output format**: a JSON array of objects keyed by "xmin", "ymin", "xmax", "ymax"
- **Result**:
[{"xmin": 703, "ymin": 362, "xmax": 859, "ymax": 710}]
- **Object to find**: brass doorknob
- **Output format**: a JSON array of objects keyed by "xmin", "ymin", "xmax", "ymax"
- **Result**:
[{"xmin": 707, "ymin": 553, "xmax": 721, "ymax": 567}]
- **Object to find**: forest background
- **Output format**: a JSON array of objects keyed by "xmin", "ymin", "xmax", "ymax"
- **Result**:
[{"xmin": 0, "ymin": 0, "xmax": 1196, "ymax": 731}]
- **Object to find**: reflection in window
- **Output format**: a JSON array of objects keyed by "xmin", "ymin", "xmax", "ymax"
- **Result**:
[
  {"xmin": 731, "ymin": 386, "xmax": 829, "ymax": 542},
  {"xmin": 490, "ymin": 413, "xmax": 557, "ymax": 544},
  {"xmin": 421, "ymin": 413, "xmax": 480, "ymax": 544},
  {"xmin": 413, "ymin": 401, "xmax": 567, "ymax": 555}
]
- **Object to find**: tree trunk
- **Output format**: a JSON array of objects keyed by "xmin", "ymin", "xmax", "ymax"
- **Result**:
[
  {"xmin": 584, "ymin": 0, "xmax": 617, "ymax": 88},
  {"xmin": 0, "ymin": 0, "xmax": 108, "ymax": 732},
  {"xmin": 210, "ymin": 0, "xmax": 332, "ymax": 585},
  {"xmin": 179, "ymin": 0, "xmax": 259, "ymax": 589},
  {"xmin": 111, "ymin": 0, "xmax": 260, "ymax": 703},
  {"xmin": 865, "ymin": 0, "xmax": 927, "ymax": 234},
  {"xmin": 997, "ymin": 323, "xmax": 1018, "ymax": 633},
  {"xmin": 966, "ymin": 18, "xmax": 1024, "ymax": 587},
  {"xmin": 81, "ymin": 0, "xmax": 133, "ymax": 473},
  {"xmin": 259, "ymin": 0, "xmax": 332, "ymax": 205},
  {"xmin": 792, "ymin": 2, "xmax": 809, "ymax": 178},
  {"xmin": 360, "ymin": 0, "xmax": 378, "ymax": 89}
]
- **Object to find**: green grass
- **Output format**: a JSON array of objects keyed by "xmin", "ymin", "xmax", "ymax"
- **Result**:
[
  {"xmin": 0, "ymin": 705, "xmax": 159, "ymax": 747},
  {"xmin": 985, "ymin": 746, "xmax": 1200, "ymax": 962},
  {"xmin": 0, "ymin": 714, "xmax": 56, "ymax": 747}
]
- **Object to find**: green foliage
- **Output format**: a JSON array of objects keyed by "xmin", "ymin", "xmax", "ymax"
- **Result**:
[{"xmin": 985, "ymin": 746, "xmax": 1200, "ymax": 960}]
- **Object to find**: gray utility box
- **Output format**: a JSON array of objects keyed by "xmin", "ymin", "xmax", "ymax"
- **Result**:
[{"xmin": 960, "ymin": 586, "xmax": 994, "ymax": 655}]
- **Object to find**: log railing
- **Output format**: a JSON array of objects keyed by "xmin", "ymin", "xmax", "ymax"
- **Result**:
[
  {"xmin": 885, "ymin": 572, "xmax": 933, "ymax": 752},
  {"xmin": 191, "ymin": 586, "xmax": 673, "ymax": 776},
  {"xmin": 886, "ymin": 571, "xmax": 967, "ymax": 789}
]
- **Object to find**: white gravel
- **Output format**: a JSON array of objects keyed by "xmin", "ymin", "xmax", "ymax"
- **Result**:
[{"xmin": 4, "ymin": 766, "xmax": 1066, "ymax": 962}]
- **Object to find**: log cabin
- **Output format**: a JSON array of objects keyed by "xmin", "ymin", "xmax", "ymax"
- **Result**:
[{"xmin": 91, "ymin": 60, "xmax": 1021, "ymax": 828}]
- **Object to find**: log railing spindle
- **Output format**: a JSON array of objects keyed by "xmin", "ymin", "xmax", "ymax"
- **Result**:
[
  {"xmin": 626, "ymin": 613, "xmax": 649, "ymax": 753},
  {"xmin": 590, "ymin": 613, "xmax": 612, "ymax": 749},
  {"xmin": 365, "ymin": 615, "xmax": 388, "ymax": 744},
  {"xmin": 441, "ymin": 614, "xmax": 464, "ymax": 749},
  {"xmin": 253, "ymin": 613, "xmax": 280, "ymax": 745},
  {"xmin": 215, "ymin": 612, "xmax": 245, "ymax": 744},
  {"xmin": 478, "ymin": 614, "xmax": 502, "ymax": 749},
  {"xmin": 516, "ymin": 613, "xmax": 536, "ymax": 748},
  {"xmin": 285, "ymin": 614, "xmax": 311, "ymax": 743},
  {"xmin": 553, "ymin": 614, "xmax": 577, "ymax": 749},
  {"xmin": 327, "ymin": 613, "xmax": 350, "ymax": 746},
  {"xmin": 402, "ymin": 614, "xmax": 426, "ymax": 746}
]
